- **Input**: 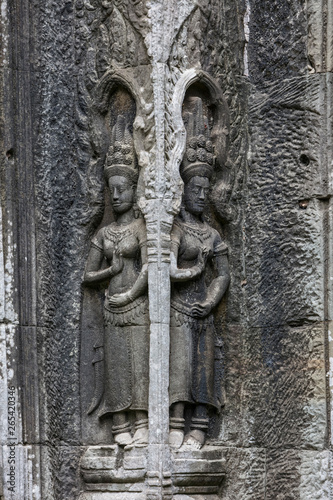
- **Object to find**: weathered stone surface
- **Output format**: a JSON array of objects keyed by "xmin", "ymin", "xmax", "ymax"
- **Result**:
[
  {"xmin": 265, "ymin": 449, "xmax": 331, "ymax": 500},
  {"xmin": 248, "ymin": 0, "xmax": 308, "ymax": 86},
  {"xmin": 219, "ymin": 447, "xmax": 266, "ymax": 500},
  {"xmin": 242, "ymin": 323, "xmax": 326, "ymax": 449},
  {"xmin": 0, "ymin": 0, "xmax": 331, "ymax": 498}
]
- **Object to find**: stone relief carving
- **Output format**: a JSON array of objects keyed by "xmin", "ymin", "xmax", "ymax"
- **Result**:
[
  {"xmin": 1, "ymin": 0, "xmax": 326, "ymax": 497},
  {"xmin": 169, "ymin": 96, "xmax": 230, "ymax": 450},
  {"xmin": 83, "ymin": 114, "xmax": 149, "ymax": 448},
  {"xmin": 76, "ymin": 1, "xmax": 233, "ymax": 495},
  {"xmin": 80, "ymin": 72, "xmax": 231, "ymax": 497}
]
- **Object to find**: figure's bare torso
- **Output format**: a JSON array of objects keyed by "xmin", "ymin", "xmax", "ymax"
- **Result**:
[
  {"xmin": 173, "ymin": 219, "xmax": 218, "ymax": 304},
  {"xmin": 96, "ymin": 219, "xmax": 144, "ymax": 295}
]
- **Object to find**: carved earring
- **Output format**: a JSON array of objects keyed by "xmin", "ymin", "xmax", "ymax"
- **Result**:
[
  {"xmin": 132, "ymin": 188, "xmax": 141, "ymax": 219},
  {"xmin": 179, "ymin": 198, "xmax": 186, "ymax": 220}
]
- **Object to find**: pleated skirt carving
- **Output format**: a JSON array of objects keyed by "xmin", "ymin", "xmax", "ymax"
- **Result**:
[{"xmin": 98, "ymin": 296, "xmax": 149, "ymax": 417}]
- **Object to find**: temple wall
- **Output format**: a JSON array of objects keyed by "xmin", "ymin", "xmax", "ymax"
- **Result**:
[{"xmin": 0, "ymin": 0, "xmax": 332, "ymax": 499}]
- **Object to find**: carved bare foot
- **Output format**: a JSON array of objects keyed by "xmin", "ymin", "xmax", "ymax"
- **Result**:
[
  {"xmin": 114, "ymin": 432, "xmax": 133, "ymax": 447},
  {"xmin": 132, "ymin": 426, "xmax": 148, "ymax": 446},
  {"xmin": 182, "ymin": 429, "xmax": 206, "ymax": 450},
  {"xmin": 169, "ymin": 429, "xmax": 184, "ymax": 449}
]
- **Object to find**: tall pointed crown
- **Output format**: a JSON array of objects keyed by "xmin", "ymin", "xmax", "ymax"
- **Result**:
[
  {"xmin": 104, "ymin": 115, "xmax": 138, "ymax": 184},
  {"xmin": 180, "ymin": 97, "xmax": 215, "ymax": 184}
]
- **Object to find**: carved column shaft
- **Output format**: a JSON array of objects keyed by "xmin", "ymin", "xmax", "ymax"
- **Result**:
[{"xmin": 142, "ymin": 6, "xmax": 193, "ymax": 497}]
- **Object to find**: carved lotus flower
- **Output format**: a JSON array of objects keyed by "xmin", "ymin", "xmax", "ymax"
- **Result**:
[
  {"xmin": 196, "ymin": 148, "xmax": 207, "ymax": 162},
  {"xmin": 114, "ymin": 141, "xmax": 122, "ymax": 152},
  {"xmin": 206, "ymin": 153, "xmax": 214, "ymax": 165},
  {"xmin": 206, "ymin": 140, "xmax": 213, "ymax": 153},
  {"xmin": 112, "ymin": 152, "xmax": 123, "ymax": 163},
  {"xmin": 124, "ymin": 155, "xmax": 133, "ymax": 165},
  {"xmin": 187, "ymin": 149, "xmax": 197, "ymax": 162},
  {"xmin": 188, "ymin": 137, "xmax": 197, "ymax": 149},
  {"xmin": 197, "ymin": 134, "xmax": 206, "ymax": 148}
]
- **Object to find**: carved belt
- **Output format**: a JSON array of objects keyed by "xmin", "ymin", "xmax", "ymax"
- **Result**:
[{"xmin": 104, "ymin": 294, "xmax": 147, "ymax": 314}]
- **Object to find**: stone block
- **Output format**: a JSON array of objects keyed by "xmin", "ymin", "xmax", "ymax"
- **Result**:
[
  {"xmin": 172, "ymin": 446, "xmax": 226, "ymax": 495},
  {"xmin": 242, "ymin": 323, "xmax": 326, "ymax": 449},
  {"xmin": 266, "ymin": 449, "xmax": 331, "ymax": 500},
  {"xmin": 220, "ymin": 447, "xmax": 266, "ymax": 500}
]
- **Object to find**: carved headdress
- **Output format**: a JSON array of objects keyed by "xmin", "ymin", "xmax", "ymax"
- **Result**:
[
  {"xmin": 180, "ymin": 97, "xmax": 215, "ymax": 184},
  {"xmin": 105, "ymin": 115, "xmax": 138, "ymax": 184}
]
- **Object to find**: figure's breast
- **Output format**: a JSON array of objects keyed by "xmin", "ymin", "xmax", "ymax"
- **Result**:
[
  {"xmin": 178, "ymin": 230, "xmax": 214, "ymax": 263},
  {"xmin": 103, "ymin": 226, "xmax": 139, "ymax": 261},
  {"xmin": 179, "ymin": 242, "xmax": 200, "ymax": 262},
  {"xmin": 117, "ymin": 234, "xmax": 139, "ymax": 258}
]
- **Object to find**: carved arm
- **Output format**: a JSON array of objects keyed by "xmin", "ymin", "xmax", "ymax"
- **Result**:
[
  {"xmin": 205, "ymin": 254, "xmax": 230, "ymax": 308},
  {"xmin": 108, "ymin": 244, "xmax": 148, "ymax": 307},
  {"xmin": 170, "ymin": 245, "xmax": 207, "ymax": 282},
  {"xmin": 191, "ymin": 254, "xmax": 230, "ymax": 318},
  {"xmin": 83, "ymin": 246, "xmax": 123, "ymax": 285}
]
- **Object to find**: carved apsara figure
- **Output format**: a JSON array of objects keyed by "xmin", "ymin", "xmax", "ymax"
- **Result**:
[
  {"xmin": 169, "ymin": 98, "xmax": 230, "ymax": 450},
  {"xmin": 84, "ymin": 116, "xmax": 149, "ymax": 447}
]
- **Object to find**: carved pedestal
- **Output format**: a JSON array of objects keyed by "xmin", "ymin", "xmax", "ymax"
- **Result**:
[
  {"xmin": 172, "ymin": 447, "xmax": 226, "ymax": 499},
  {"xmin": 80, "ymin": 445, "xmax": 226, "ymax": 499},
  {"xmin": 80, "ymin": 446, "xmax": 147, "ymax": 499}
]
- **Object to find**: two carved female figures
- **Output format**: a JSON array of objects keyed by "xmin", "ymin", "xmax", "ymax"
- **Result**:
[{"xmin": 84, "ymin": 97, "xmax": 230, "ymax": 450}]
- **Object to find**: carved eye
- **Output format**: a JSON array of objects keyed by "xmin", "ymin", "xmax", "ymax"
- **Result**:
[
  {"xmin": 187, "ymin": 149, "xmax": 197, "ymax": 162},
  {"xmin": 197, "ymin": 148, "xmax": 207, "ymax": 162},
  {"xmin": 122, "ymin": 145, "xmax": 131, "ymax": 154}
]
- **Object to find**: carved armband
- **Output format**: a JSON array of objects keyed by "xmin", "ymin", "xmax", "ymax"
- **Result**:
[
  {"xmin": 91, "ymin": 241, "xmax": 104, "ymax": 253},
  {"xmin": 214, "ymin": 241, "xmax": 228, "ymax": 257},
  {"xmin": 126, "ymin": 290, "xmax": 135, "ymax": 302}
]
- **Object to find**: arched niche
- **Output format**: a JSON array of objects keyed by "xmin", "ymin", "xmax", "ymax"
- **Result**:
[
  {"xmin": 169, "ymin": 69, "xmax": 230, "ymax": 203},
  {"xmin": 182, "ymin": 78, "xmax": 229, "ymax": 174},
  {"xmin": 80, "ymin": 74, "xmax": 143, "ymax": 446},
  {"xmin": 92, "ymin": 71, "xmax": 140, "ymax": 165}
]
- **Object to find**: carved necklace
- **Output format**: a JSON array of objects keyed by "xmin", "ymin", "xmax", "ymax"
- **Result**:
[
  {"xmin": 104, "ymin": 223, "xmax": 134, "ymax": 251},
  {"xmin": 177, "ymin": 219, "xmax": 212, "ymax": 243}
]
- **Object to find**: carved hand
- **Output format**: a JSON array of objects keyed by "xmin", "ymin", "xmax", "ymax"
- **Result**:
[
  {"xmin": 191, "ymin": 301, "xmax": 212, "ymax": 318},
  {"xmin": 110, "ymin": 251, "xmax": 124, "ymax": 276},
  {"xmin": 108, "ymin": 291, "xmax": 133, "ymax": 307}
]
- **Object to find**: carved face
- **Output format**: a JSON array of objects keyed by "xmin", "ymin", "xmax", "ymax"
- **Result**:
[
  {"xmin": 108, "ymin": 175, "xmax": 135, "ymax": 214},
  {"xmin": 183, "ymin": 175, "xmax": 210, "ymax": 216}
]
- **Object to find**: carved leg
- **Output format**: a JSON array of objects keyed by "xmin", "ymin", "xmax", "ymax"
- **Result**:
[
  {"xmin": 169, "ymin": 402, "xmax": 185, "ymax": 449},
  {"xmin": 184, "ymin": 405, "xmax": 209, "ymax": 450},
  {"xmin": 112, "ymin": 411, "xmax": 132, "ymax": 446},
  {"xmin": 132, "ymin": 410, "xmax": 149, "ymax": 446}
]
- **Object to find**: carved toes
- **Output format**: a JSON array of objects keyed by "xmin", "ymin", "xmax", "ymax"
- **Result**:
[
  {"xmin": 182, "ymin": 429, "xmax": 206, "ymax": 450},
  {"xmin": 131, "ymin": 426, "xmax": 149, "ymax": 446},
  {"xmin": 114, "ymin": 432, "xmax": 133, "ymax": 447},
  {"xmin": 169, "ymin": 429, "xmax": 184, "ymax": 449}
]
